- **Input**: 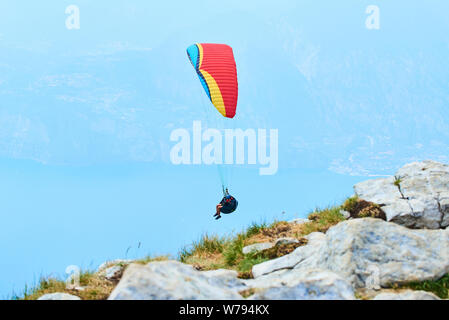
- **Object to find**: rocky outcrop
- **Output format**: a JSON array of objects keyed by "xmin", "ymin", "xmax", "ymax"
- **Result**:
[
  {"xmin": 373, "ymin": 290, "xmax": 441, "ymax": 300},
  {"xmin": 108, "ymin": 261, "xmax": 245, "ymax": 300},
  {"xmin": 108, "ymin": 260, "xmax": 355, "ymax": 300},
  {"xmin": 354, "ymin": 160, "xmax": 449, "ymax": 229},
  {"xmin": 246, "ymin": 269, "xmax": 355, "ymax": 300},
  {"xmin": 37, "ymin": 293, "xmax": 81, "ymax": 300},
  {"xmin": 252, "ymin": 218, "xmax": 449, "ymax": 288}
]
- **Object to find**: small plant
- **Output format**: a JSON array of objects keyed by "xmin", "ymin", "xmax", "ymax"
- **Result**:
[{"xmin": 394, "ymin": 175, "xmax": 402, "ymax": 187}]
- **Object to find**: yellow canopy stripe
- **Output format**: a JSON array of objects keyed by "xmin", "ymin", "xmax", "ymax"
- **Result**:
[
  {"xmin": 198, "ymin": 69, "xmax": 226, "ymax": 117},
  {"xmin": 196, "ymin": 44, "xmax": 226, "ymax": 117}
]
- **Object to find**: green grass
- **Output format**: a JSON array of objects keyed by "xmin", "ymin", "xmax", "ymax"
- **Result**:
[
  {"xmin": 341, "ymin": 196, "xmax": 359, "ymax": 213},
  {"xmin": 303, "ymin": 205, "xmax": 345, "ymax": 234},
  {"xmin": 397, "ymin": 273, "xmax": 449, "ymax": 299},
  {"xmin": 222, "ymin": 221, "xmax": 273, "ymax": 270},
  {"xmin": 244, "ymin": 221, "xmax": 268, "ymax": 238},
  {"xmin": 21, "ymin": 277, "xmax": 67, "ymax": 300},
  {"xmin": 178, "ymin": 207, "xmax": 347, "ymax": 275},
  {"xmin": 179, "ymin": 233, "xmax": 228, "ymax": 263},
  {"xmin": 179, "ymin": 221, "xmax": 270, "ymax": 265},
  {"xmin": 14, "ymin": 204, "xmax": 351, "ymax": 299},
  {"xmin": 237, "ymin": 252, "xmax": 270, "ymax": 273}
]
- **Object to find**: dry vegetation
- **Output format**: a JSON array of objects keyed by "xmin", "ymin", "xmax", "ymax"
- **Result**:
[
  {"xmin": 19, "ymin": 272, "xmax": 116, "ymax": 300},
  {"xmin": 341, "ymin": 196, "xmax": 386, "ymax": 220},
  {"xmin": 15, "ymin": 256, "xmax": 169, "ymax": 300}
]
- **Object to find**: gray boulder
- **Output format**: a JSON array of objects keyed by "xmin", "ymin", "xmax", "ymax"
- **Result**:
[
  {"xmin": 354, "ymin": 160, "xmax": 449, "ymax": 229},
  {"xmin": 373, "ymin": 290, "xmax": 441, "ymax": 300},
  {"xmin": 201, "ymin": 269, "xmax": 247, "ymax": 291},
  {"xmin": 99, "ymin": 265, "xmax": 123, "ymax": 281},
  {"xmin": 288, "ymin": 218, "xmax": 309, "ymax": 225},
  {"xmin": 38, "ymin": 293, "xmax": 81, "ymax": 300},
  {"xmin": 246, "ymin": 269, "xmax": 355, "ymax": 300},
  {"xmin": 242, "ymin": 242, "xmax": 274, "ymax": 255},
  {"xmin": 274, "ymin": 237, "xmax": 300, "ymax": 246},
  {"xmin": 108, "ymin": 260, "xmax": 244, "ymax": 300},
  {"xmin": 252, "ymin": 232, "xmax": 326, "ymax": 278}
]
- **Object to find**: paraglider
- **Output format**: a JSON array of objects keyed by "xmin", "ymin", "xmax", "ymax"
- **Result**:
[
  {"xmin": 186, "ymin": 43, "xmax": 239, "ymax": 219},
  {"xmin": 213, "ymin": 188, "xmax": 239, "ymax": 220}
]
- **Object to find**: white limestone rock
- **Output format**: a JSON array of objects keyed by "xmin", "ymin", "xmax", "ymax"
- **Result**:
[
  {"xmin": 274, "ymin": 237, "xmax": 300, "ymax": 246},
  {"xmin": 99, "ymin": 265, "xmax": 123, "ymax": 281},
  {"xmin": 242, "ymin": 242, "xmax": 274, "ymax": 255},
  {"xmin": 108, "ymin": 260, "xmax": 244, "ymax": 300},
  {"xmin": 252, "ymin": 218, "xmax": 449, "ymax": 289},
  {"xmin": 354, "ymin": 160, "xmax": 449, "ymax": 229},
  {"xmin": 373, "ymin": 290, "xmax": 441, "ymax": 300},
  {"xmin": 247, "ymin": 269, "xmax": 355, "ymax": 300},
  {"xmin": 38, "ymin": 293, "xmax": 81, "ymax": 300}
]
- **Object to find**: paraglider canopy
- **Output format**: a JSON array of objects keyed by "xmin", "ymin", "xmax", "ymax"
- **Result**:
[{"xmin": 186, "ymin": 43, "xmax": 238, "ymax": 118}]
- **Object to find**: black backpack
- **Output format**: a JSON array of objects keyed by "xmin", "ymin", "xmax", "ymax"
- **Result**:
[{"xmin": 219, "ymin": 195, "xmax": 238, "ymax": 214}]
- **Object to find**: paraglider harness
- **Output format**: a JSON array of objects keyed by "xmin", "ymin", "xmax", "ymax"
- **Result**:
[{"xmin": 219, "ymin": 187, "xmax": 238, "ymax": 214}]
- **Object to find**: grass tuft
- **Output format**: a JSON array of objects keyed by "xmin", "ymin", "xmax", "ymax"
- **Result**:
[
  {"xmin": 394, "ymin": 274, "xmax": 449, "ymax": 299},
  {"xmin": 303, "ymin": 206, "xmax": 345, "ymax": 234}
]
